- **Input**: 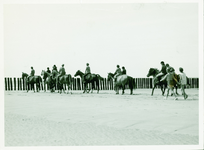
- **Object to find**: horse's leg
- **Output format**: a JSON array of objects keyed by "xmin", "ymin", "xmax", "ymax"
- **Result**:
[
  {"xmin": 122, "ymin": 85, "xmax": 125, "ymax": 95},
  {"xmin": 175, "ymin": 85, "xmax": 179, "ymax": 95},
  {"xmin": 44, "ymin": 82, "xmax": 46, "ymax": 92},
  {"xmin": 83, "ymin": 83, "xmax": 86, "ymax": 93},
  {"xmin": 33, "ymin": 84, "xmax": 35, "ymax": 93},
  {"xmin": 97, "ymin": 81, "xmax": 99, "ymax": 94},
  {"xmin": 115, "ymin": 86, "xmax": 119, "ymax": 94},
  {"xmin": 161, "ymin": 85, "xmax": 164, "ymax": 96},
  {"xmin": 63, "ymin": 84, "xmax": 66, "ymax": 93},
  {"xmin": 151, "ymin": 85, "xmax": 156, "ymax": 96},
  {"xmin": 91, "ymin": 82, "xmax": 94, "ymax": 93}
]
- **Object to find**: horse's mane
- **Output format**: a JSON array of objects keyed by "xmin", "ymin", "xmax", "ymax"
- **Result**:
[{"xmin": 108, "ymin": 72, "xmax": 114, "ymax": 76}]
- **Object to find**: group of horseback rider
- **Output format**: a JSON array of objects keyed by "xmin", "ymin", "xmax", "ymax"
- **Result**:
[
  {"xmin": 154, "ymin": 61, "xmax": 188, "ymax": 100},
  {"xmin": 29, "ymin": 63, "xmax": 127, "ymax": 83},
  {"xmin": 27, "ymin": 61, "xmax": 188, "ymax": 99}
]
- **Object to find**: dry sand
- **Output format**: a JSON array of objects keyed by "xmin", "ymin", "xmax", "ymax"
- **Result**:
[{"xmin": 4, "ymin": 88, "xmax": 199, "ymax": 146}]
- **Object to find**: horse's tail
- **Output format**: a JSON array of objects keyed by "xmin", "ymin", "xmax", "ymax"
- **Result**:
[
  {"xmin": 128, "ymin": 76, "xmax": 135, "ymax": 90},
  {"xmin": 66, "ymin": 74, "xmax": 73, "ymax": 87},
  {"xmin": 186, "ymin": 76, "xmax": 191, "ymax": 86}
]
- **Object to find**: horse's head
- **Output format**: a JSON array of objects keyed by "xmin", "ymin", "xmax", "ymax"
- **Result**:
[
  {"xmin": 107, "ymin": 72, "xmax": 114, "ymax": 81},
  {"xmin": 97, "ymin": 74, "xmax": 104, "ymax": 81},
  {"xmin": 74, "ymin": 70, "xmax": 83, "ymax": 77},
  {"xmin": 22, "ymin": 72, "xmax": 28, "ymax": 79},
  {"xmin": 41, "ymin": 70, "xmax": 48, "ymax": 80},
  {"xmin": 147, "ymin": 68, "xmax": 158, "ymax": 77},
  {"xmin": 41, "ymin": 70, "xmax": 45, "ymax": 76}
]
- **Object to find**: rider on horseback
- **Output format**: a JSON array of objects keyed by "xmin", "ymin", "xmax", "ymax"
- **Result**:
[
  {"xmin": 83, "ymin": 63, "xmax": 91, "ymax": 81},
  {"xmin": 56, "ymin": 64, "xmax": 66, "ymax": 83},
  {"xmin": 27, "ymin": 66, "xmax": 35, "ymax": 81},
  {"xmin": 51, "ymin": 65, "xmax": 58, "ymax": 80},
  {"xmin": 114, "ymin": 65, "xmax": 122, "ymax": 82},
  {"xmin": 122, "ymin": 66, "xmax": 126, "ymax": 75},
  {"xmin": 156, "ymin": 61, "xmax": 167, "ymax": 78},
  {"xmin": 46, "ymin": 67, "xmax": 51, "ymax": 74}
]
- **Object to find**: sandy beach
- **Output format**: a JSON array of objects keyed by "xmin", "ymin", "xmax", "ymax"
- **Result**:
[{"xmin": 4, "ymin": 89, "xmax": 199, "ymax": 146}]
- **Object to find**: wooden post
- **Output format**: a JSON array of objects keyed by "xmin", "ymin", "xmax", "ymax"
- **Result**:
[
  {"xmin": 22, "ymin": 78, "xmax": 25, "ymax": 90},
  {"xmin": 192, "ymin": 78, "xmax": 195, "ymax": 88},
  {"xmin": 17, "ymin": 78, "xmax": 19, "ymax": 90},
  {"xmin": 5, "ymin": 78, "xmax": 7, "ymax": 91},
  {"xmin": 19, "ymin": 78, "xmax": 22, "ymax": 90},
  {"xmin": 7, "ymin": 78, "xmax": 10, "ymax": 91},
  {"xmin": 14, "ymin": 78, "xmax": 16, "ymax": 90},
  {"xmin": 197, "ymin": 78, "xmax": 199, "ymax": 88},
  {"xmin": 10, "ymin": 78, "xmax": 13, "ymax": 91},
  {"xmin": 103, "ymin": 78, "xmax": 106, "ymax": 90}
]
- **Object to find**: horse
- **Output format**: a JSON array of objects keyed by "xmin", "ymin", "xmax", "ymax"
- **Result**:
[
  {"xmin": 41, "ymin": 70, "xmax": 55, "ymax": 92},
  {"xmin": 51, "ymin": 70, "xmax": 73, "ymax": 94},
  {"xmin": 107, "ymin": 73, "xmax": 135, "ymax": 95},
  {"xmin": 22, "ymin": 72, "xmax": 42, "ymax": 92},
  {"xmin": 74, "ymin": 70, "xmax": 100, "ymax": 93},
  {"xmin": 146, "ymin": 68, "xmax": 180, "ymax": 96}
]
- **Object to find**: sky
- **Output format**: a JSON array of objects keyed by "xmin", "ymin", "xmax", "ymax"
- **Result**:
[{"xmin": 4, "ymin": 2, "xmax": 200, "ymax": 78}]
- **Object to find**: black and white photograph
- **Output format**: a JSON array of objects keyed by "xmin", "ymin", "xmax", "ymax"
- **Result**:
[{"xmin": 1, "ymin": 0, "xmax": 203, "ymax": 149}]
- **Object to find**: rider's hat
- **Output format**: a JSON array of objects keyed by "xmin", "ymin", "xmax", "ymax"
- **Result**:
[
  {"xmin": 86, "ymin": 63, "xmax": 89, "ymax": 66},
  {"xmin": 117, "ymin": 65, "xmax": 120, "ymax": 68},
  {"xmin": 62, "ymin": 64, "xmax": 64, "ymax": 66},
  {"xmin": 160, "ymin": 61, "xmax": 164, "ymax": 65}
]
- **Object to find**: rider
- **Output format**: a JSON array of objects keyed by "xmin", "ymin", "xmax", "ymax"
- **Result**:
[
  {"xmin": 51, "ymin": 65, "xmax": 58, "ymax": 80},
  {"xmin": 30, "ymin": 66, "xmax": 35, "ymax": 76},
  {"xmin": 162, "ymin": 63, "xmax": 175, "ymax": 80},
  {"xmin": 57, "ymin": 64, "xmax": 66, "ymax": 83},
  {"xmin": 156, "ymin": 61, "xmax": 167, "ymax": 79},
  {"xmin": 114, "ymin": 65, "xmax": 122, "ymax": 82},
  {"xmin": 52, "ymin": 65, "xmax": 58, "ymax": 72},
  {"xmin": 84, "ymin": 63, "xmax": 91, "ymax": 81},
  {"xmin": 46, "ymin": 67, "xmax": 51, "ymax": 74},
  {"xmin": 122, "ymin": 66, "xmax": 126, "ymax": 75},
  {"xmin": 27, "ymin": 66, "xmax": 35, "ymax": 82}
]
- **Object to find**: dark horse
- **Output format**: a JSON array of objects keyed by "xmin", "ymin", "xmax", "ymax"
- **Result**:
[
  {"xmin": 146, "ymin": 68, "xmax": 180, "ymax": 96},
  {"xmin": 107, "ymin": 73, "xmax": 135, "ymax": 95},
  {"xmin": 74, "ymin": 70, "xmax": 101, "ymax": 93},
  {"xmin": 51, "ymin": 70, "xmax": 73, "ymax": 94},
  {"xmin": 22, "ymin": 72, "xmax": 42, "ymax": 92},
  {"xmin": 41, "ymin": 70, "xmax": 55, "ymax": 92}
]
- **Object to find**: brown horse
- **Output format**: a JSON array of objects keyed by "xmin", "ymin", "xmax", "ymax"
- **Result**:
[
  {"xmin": 22, "ymin": 72, "xmax": 42, "ymax": 92},
  {"xmin": 147, "ymin": 68, "xmax": 180, "ymax": 96},
  {"xmin": 41, "ymin": 70, "xmax": 55, "ymax": 92},
  {"xmin": 74, "ymin": 70, "xmax": 100, "ymax": 93},
  {"xmin": 51, "ymin": 70, "xmax": 73, "ymax": 94},
  {"xmin": 107, "ymin": 73, "xmax": 135, "ymax": 95}
]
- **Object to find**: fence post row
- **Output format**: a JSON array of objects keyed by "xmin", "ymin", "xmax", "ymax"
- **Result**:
[{"xmin": 4, "ymin": 77, "xmax": 199, "ymax": 91}]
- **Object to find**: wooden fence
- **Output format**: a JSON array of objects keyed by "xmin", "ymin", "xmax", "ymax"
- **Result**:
[{"xmin": 4, "ymin": 77, "xmax": 199, "ymax": 91}]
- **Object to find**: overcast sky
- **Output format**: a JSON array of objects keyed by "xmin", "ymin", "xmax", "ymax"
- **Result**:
[{"xmin": 4, "ymin": 3, "xmax": 199, "ymax": 78}]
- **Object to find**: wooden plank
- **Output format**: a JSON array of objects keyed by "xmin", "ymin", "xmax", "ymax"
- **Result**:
[
  {"xmin": 10, "ymin": 78, "xmax": 13, "ymax": 90},
  {"xmin": 14, "ymin": 78, "xmax": 16, "ymax": 90},
  {"xmin": 22, "ymin": 78, "xmax": 25, "ymax": 90},
  {"xmin": 5, "ymin": 78, "xmax": 7, "ymax": 91},
  {"xmin": 104, "ymin": 78, "xmax": 106, "ymax": 90},
  {"xmin": 17, "ymin": 78, "xmax": 20, "ymax": 90},
  {"xmin": 19, "ymin": 78, "xmax": 22, "ymax": 90},
  {"xmin": 7, "ymin": 78, "xmax": 10, "ymax": 91}
]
